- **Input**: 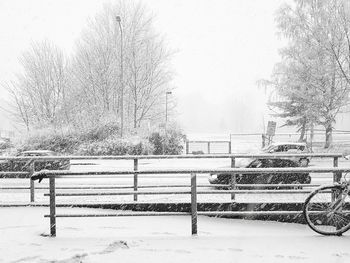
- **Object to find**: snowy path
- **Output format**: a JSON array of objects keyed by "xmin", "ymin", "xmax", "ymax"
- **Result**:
[{"xmin": 1, "ymin": 207, "xmax": 350, "ymax": 263}]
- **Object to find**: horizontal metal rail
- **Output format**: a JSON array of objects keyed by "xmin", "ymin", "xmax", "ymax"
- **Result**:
[
  {"xmin": 44, "ymin": 211, "xmax": 303, "ymax": 218},
  {"xmin": 1, "ymin": 183, "xmax": 319, "ymax": 190},
  {"xmin": 31, "ymin": 167, "xmax": 350, "ymax": 177},
  {"xmin": 187, "ymin": 140, "xmax": 230, "ymax": 143},
  {"xmin": 45, "ymin": 210, "xmax": 350, "ymax": 218},
  {"xmin": 45, "ymin": 191, "xmax": 191, "ymax": 196},
  {"xmin": 0, "ymin": 153, "xmax": 343, "ymax": 161},
  {"xmin": 0, "ymin": 172, "xmax": 30, "ymax": 177},
  {"xmin": 234, "ymin": 183, "xmax": 320, "ymax": 188},
  {"xmin": 0, "ymin": 184, "xmax": 216, "ymax": 190},
  {"xmin": 200, "ymin": 211, "xmax": 303, "ymax": 216},
  {"xmin": 44, "ymin": 189, "xmax": 312, "ymax": 197},
  {"xmin": 45, "ymin": 212, "xmax": 190, "ymax": 217}
]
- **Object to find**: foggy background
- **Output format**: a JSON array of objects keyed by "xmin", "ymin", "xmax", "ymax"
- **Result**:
[{"xmin": 0, "ymin": 0, "xmax": 348, "ymax": 134}]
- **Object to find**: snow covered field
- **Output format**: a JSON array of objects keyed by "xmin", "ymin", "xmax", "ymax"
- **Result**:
[{"xmin": 1, "ymin": 207, "xmax": 350, "ymax": 263}]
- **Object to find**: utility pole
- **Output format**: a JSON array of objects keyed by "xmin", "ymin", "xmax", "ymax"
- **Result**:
[
  {"xmin": 164, "ymin": 91, "xmax": 172, "ymax": 154},
  {"xmin": 116, "ymin": 15, "xmax": 124, "ymax": 137},
  {"xmin": 165, "ymin": 91, "xmax": 172, "ymax": 124}
]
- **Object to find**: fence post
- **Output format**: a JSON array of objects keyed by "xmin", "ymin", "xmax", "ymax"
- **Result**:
[
  {"xmin": 207, "ymin": 142, "xmax": 210, "ymax": 154},
  {"xmin": 29, "ymin": 160, "xmax": 35, "ymax": 202},
  {"xmin": 230, "ymin": 158, "xmax": 236, "ymax": 200},
  {"xmin": 49, "ymin": 176, "xmax": 56, "ymax": 237},
  {"xmin": 134, "ymin": 158, "xmax": 138, "ymax": 201},
  {"xmin": 186, "ymin": 141, "xmax": 189, "ymax": 154},
  {"xmin": 333, "ymin": 157, "xmax": 340, "ymax": 183},
  {"xmin": 228, "ymin": 141, "xmax": 232, "ymax": 154},
  {"xmin": 191, "ymin": 173, "xmax": 197, "ymax": 235},
  {"xmin": 261, "ymin": 134, "xmax": 265, "ymax": 148},
  {"xmin": 332, "ymin": 157, "xmax": 340, "ymax": 202}
]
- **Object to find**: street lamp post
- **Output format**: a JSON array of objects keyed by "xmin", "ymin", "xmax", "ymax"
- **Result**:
[
  {"xmin": 116, "ymin": 15, "xmax": 124, "ymax": 137},
  {"xmin": 164, "ymin": 91, "xmax": 172, "ymax": 154},
  {"xmin": 165, "ymin": 91, "xmax": 172, "ymax": 124}
]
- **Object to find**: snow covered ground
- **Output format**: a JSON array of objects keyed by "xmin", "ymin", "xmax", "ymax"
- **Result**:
[{"xmin": 1, "ymin": 207, "xmax": 350, "ymax": 263}]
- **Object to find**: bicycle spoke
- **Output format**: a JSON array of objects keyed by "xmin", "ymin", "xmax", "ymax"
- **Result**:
[{"xmin": 304, "ymin": 186, "xmax": 350, "ymax": 235}]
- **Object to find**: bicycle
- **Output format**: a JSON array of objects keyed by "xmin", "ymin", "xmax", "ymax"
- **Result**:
[{"xmin": 303, "ymin": 170, "xmax": 350, "ymax": 236}]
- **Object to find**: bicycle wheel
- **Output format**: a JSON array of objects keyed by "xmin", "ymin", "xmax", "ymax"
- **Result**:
[{"xmin": 303, "ymin": 185, "xmax": 350, "ymax": 236}]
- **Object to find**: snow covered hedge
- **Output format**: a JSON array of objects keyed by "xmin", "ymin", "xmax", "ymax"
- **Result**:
[
  {"xmin": 17, "ymin": 125, "xmax": 186, "ymax": 155},
  {"xmin": 148, "ymin": 130, "xmax": 186, "ymax": 155},
  {"xmin": 77, "ymin": 138, "xmax": 153, "ymax": 156}
]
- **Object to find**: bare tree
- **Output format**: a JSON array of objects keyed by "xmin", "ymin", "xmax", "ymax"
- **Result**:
[
  {"xmin": 1, "ymin": 81, "xmax": 31, "ymax": 131},
  {"xmin": 69, "ymin": 0, "xmax": 173, "ymax": 132},
  {"xmin": 124, "ymin": 5, "xmax": 173, "ymax": 128},
  {"xmin": 3, "ymin": 40, "xmax": 68, "ymax": 130},
  {"xmin": 5, "ymin": 0, "xmax": 174, "ymax": 135}
]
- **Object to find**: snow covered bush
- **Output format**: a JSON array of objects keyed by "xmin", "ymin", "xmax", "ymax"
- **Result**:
[
  {"xmin": 80, "ymin": 123, "xmax": 120, "ymax": 142},
  {"xmin": 148, "ymin": 128, "xmax": 186, "ymax": 155},
  {"xmin": 17, "ymin": 123, "xmax": 185, "ymax": 156},
  {"xmin": 77, "ymin": 137, "xmax": 153, "ymax": 156},
  {"xmin": 18, "ymin": 132, "xmax": 80, "ymax": 154}
]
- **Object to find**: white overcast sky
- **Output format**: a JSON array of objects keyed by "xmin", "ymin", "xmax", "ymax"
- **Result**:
[{"xmin": 0, "ymin": 0, "xmax": 287, "ymax": 133}]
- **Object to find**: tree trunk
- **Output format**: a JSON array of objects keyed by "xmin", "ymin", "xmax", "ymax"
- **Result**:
[
  {"xmin": 324, "ymin": 124, "xmax": 333, "ymax": 148},
  {"xmin": 310, "ymin": 123, "xmax": 314, "ymax": 151},
  {"xmin": 133, "ymin": 103, "xmax": 137, "ymax": 129},
  {"xmin": 298, "ymin": 118, "xmax": 306, "ymax": 142}
]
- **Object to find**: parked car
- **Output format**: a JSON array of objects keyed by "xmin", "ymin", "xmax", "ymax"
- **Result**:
[
  {"xmin": 0, "ymin": 150, "xmax": 70, "ymax": 175},
  {"xmin": 208, "ymin": 158, "xmax": 311, "ymax": 187},
  {"xmin": 262, "ymin": 142, "xmax": 311, "ymax": 166},
  {"xmin": 0, "ymin": 138, "xmax": 12, "ymax": 150}
]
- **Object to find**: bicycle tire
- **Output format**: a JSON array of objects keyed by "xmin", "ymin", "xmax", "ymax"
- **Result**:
[{"xmin": 303, "ymin": 185, "xmax": 350, "ymax": 236}]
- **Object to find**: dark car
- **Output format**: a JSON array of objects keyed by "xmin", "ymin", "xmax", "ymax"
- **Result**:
[
  {"xmin": 0, "ymin": 150, "xmax": 70, "ymax": 175},
  {"xmin": 208, "ymin": 158, "xmax": 311, "ymax": 187}
]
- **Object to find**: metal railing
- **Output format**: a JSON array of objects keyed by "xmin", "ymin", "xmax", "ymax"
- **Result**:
[
  {"xmin": 185, "ymin": 141, "xmax": 232, "ymax": 154},
  {"xmin": 0, "ymin": 153, "xmax": 344, "ymax": 203},
  {"xmin": 30, "ymin": 165, "xmax": 350, "ymax": 237}
]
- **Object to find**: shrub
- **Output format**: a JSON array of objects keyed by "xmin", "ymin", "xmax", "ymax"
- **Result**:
[
  {"xmin": 80, "ymin": 122, "xmax": 120, "ymax": 142},
  {"xmin": 17, "ymin": 123, "xmax": 185, "ymax": 156},
  {"xmin": 18, "ymin": 132, "xmax": 80, "ymax": 154},
  {"xmin": 148, "ymin": 128, "xmax": 186, "ymax": 155},
  {"xmin": 76, "ymin": 137, "xmax": 153, "ymax": 156}
]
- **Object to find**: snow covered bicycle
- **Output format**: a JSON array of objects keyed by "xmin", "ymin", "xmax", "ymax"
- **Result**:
[{"xmin": 303, "ymin": 171, "xmax": 350, "ymax": 236}]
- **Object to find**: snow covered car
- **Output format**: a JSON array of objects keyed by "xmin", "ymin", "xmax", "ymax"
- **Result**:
[
  {"xmin": 208, "ymin": 158, "xmax": 311, "ymax": 186},
  {"xmin": 262, "ymin": 142, "xmax": 311, "ymax": 166},
  {"xmin": 0, "ymin": 150, "xmax": 70, "ymax": 176}
]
